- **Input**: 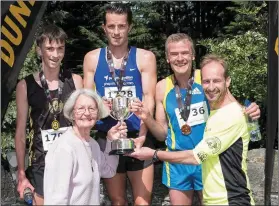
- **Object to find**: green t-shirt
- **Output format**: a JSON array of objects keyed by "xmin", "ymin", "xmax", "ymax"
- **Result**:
[{"xmin": 193, "ymin": 102, "xmax": 254, "ymax": 205}]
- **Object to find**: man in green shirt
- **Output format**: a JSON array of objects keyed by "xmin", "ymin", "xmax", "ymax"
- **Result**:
[{"xmin": 129, "ymin": 54, "xmax": 255, "ymax": 205}]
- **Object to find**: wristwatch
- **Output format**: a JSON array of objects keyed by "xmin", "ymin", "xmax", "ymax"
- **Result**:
[{"xmin": 152, "ymin": 150, "xmax": 160, "ymax": 163}]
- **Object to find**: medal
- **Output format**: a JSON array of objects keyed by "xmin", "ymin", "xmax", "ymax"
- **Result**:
[
  {"xmin": 173, "ymin": 75, "xmax": 194, "ymax": 136},
  {"xmin": 107, "ymin": 46, "xmax": 130, "ymax": 93},
  {"xmin": 39, "ymin": 71, "xmax": 64, "ymax": 131},
  {"xmin": 51, "ymin": 119, "xmax": 60, "ymax": 130},
  {"xmin": 181, "ymin": 124, "xmax": 191, "ymax": 135}
]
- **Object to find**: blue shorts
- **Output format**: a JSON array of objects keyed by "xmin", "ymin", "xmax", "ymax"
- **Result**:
[{"xmin": 162, "ymin": 161, "xmax": 203, "ymax": 191}]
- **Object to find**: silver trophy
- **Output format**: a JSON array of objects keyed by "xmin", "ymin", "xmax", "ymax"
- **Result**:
[{"xmin": 109, "ymin": 95, "xmax": 134, "ymax": 155}]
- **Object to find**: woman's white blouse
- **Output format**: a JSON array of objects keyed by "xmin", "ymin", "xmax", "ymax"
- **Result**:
[{"xmin": 44, "ymin": 128, "xmax": 119, "ymax": 205}]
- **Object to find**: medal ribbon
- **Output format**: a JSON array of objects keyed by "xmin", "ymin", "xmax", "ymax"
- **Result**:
[
  {"xmin": 39, "ymin": 71, "xmax": 64, "ymax": 121},
  {"xmin": 106, "ymin": 47, "xmax": 130, "ymax": 92},
  {"xmin": 174, "ymin": 76, "xmax": 194, "ymax": 122}
]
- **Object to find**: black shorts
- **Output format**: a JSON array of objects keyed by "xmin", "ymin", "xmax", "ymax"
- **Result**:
[
  {"xmin": 96, "ymin": 131, "xmax": 155, "ymax": 173},
  {"xmin": 26, "ymin": 164, "xmax": 44, "ymax": 197}
]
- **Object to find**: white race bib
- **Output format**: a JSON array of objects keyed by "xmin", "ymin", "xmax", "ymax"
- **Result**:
[
  {"xmin": 41, "ymin": 127, "xmax": 70, "ymax": 151},
  {"xmin": 175, "ymin": 101, "xmax": 209, "ymax": 129},
  {"xmin": 104, "ymin": 86, "xmax": 136, "ymax": 99}
]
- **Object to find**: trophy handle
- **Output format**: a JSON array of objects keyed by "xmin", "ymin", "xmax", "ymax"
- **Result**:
[
  {"xmin": 126, "ymin": 97, "xmax": 136, "ymax": 119},
  {"xmin": 109, "ymin": 113, "xmax": 118, "ymax": 121},
  {"xmin": 126, "ymin": 112, "xmax": 134, "ymax": 119}
]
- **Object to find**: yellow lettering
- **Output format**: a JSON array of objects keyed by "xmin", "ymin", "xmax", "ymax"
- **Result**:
[
  {"xmin": 2, "ymin": 16, "xmax": 23, "ymax": 46},
  {"xmin": 9, "ymin": 0, "xmax": 31, "ymax": 28},
  {"xmin": 1, "ymin": 39, "xmax": 15, "ymax": 67},
  {"xmin": 28, "ymin": 0, "xmax": 35, "ymax": 6},
  {"xmin": 275, "ymin": 37, "xmax": 278, "ymax": 56}
]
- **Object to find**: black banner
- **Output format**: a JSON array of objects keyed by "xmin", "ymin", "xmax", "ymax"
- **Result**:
[
  {"xmin": 1, "ymin": 0, "xmax": 47, "ymax": 122},
  {"xmin": 265, "ymin": 1, "xmax": 278, "ymax": 205}
]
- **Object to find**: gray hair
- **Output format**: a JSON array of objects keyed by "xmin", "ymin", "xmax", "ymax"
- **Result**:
[{"xmin": 63, "ymin": 89, "xmax": 109, "ymax": 122}]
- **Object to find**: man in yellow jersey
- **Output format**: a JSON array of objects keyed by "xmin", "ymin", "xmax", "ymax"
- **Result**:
[{"xmin": 129, "ymin": 54, "xmax": 255, "ymax": 205}]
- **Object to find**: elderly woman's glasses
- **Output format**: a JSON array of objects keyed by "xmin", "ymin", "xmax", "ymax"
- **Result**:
[{"xmin": 74, "ymin": 107, "xmax": 98, "ymax": 115}]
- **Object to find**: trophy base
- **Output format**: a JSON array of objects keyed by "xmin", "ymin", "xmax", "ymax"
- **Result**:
[
  {"xmin": 110, "ymin": 138, "xmax": 135, "ymax": 155},
  {"xmin": 109, "ymin": 149, "xmax": 134, "ymax": 155}
]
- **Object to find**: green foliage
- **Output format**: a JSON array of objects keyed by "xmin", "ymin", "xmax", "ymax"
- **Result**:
[
  {"xmin": 200, "ymin": 30, "xmax": 267, "ymax": 145},
  {"xmin": 129, "ymin": 2, "xmax": 170, "ymax": 80},
  {"xmin": 222, "ymin": 1, "xmax": 268, "ymax": 37},
  {"xmin": 200, "ymin": 31, "xmax": 267, "ymax": 102},
  {"xmin": 41, "ymin": 1, "xmax": 108, "ymax": 74},
  {"xmin": 1, "ymin": 1, "xmax": 269, "ymax": 153},
  {"xmin": 19, "ymin": 44, "xmax": 40, "ymax": 79},
  {"xmin": 1, "ymin": 45, "xmax": 39, "ymax": 153}
]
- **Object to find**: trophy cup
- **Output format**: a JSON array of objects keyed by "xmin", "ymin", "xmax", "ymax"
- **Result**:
[{"xmin": 109, "ymin": 95, "xmax": 135, "ymax": 155}]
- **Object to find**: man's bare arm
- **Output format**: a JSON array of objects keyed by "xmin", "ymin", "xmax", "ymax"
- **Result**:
[
  {"xmin": 72, "ymin": 74, "xmax": 83, "ymax": 89},
  {"xmin": 157, "ymin": 150, "xmax": 199, "ymax": 165},
  {"xmin": 127, "ymin": 147, "xmax": 199, "ymax": 165},
  {"xmin": 15, "ymin": 80, "xmax": 34, "ymax": 198},
  {"xmin": 130, "ymin": 79, "xmax": 169, "ymax": 141},
  {"xmin": 83, "ymin": 49, "xmax": 100, "ymax": 90},
  {"xmin": 136, "ymin": 49, "xmax": 157, "ymax": 146},
  {"xmin": 15, "ymin": 80, "xmax": 28, "ymax": 178},
  {"xmin": 144, "ymin": 80, "xmax": 168, "ymax": 141}
]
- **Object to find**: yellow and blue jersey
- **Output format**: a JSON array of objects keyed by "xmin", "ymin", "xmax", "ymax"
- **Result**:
[{"xmin": 162, "ymin": 71, "xmax": 209, "ymax": 190}]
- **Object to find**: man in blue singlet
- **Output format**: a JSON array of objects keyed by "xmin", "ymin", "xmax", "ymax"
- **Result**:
[
  {"xmin": 83, "ymin": 3, "xmax": 157, "ymax": 205},
  {"xmin": 129, "ymin": 33, "xmax": 260, "ymax": 205}
]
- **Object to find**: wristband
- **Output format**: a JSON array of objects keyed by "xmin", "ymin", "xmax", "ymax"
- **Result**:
[{"xmin": 152, "ymin": 150, "xmax": 160, "ymax": 163}]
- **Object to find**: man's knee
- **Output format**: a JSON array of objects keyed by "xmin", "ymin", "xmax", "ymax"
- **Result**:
[
  {"xmin": 110, "ymin": 196, "xmax": 127, "ymax": 206},
  {"xmin": 134, "ymin": 196, "xmax": 151, "ymax": 205}
]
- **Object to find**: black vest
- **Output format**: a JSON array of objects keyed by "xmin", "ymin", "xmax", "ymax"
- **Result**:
[{"xmin": 25, "ymin": 71, "xmax": 76, "ymax": 165}]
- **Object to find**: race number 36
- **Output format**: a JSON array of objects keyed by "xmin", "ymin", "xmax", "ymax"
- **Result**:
[{"xmin": 175, "ymin": 101, "xmax": 209, "ymax": 128}]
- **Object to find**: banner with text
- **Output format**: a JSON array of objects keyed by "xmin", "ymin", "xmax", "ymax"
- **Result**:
[{"xmin": 1, "ymin": 1, "xmax": 47, "ymax": 122}]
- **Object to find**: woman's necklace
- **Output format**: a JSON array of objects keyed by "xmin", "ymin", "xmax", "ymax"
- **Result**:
[{"xmin": 72, "ymin": 128, "xmax": 94, "ymax": 172}]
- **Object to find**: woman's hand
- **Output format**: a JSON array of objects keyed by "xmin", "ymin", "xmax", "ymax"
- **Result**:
[{"xmin": 107, "ymin": 121, "xmax": 128, "ymax": 141}]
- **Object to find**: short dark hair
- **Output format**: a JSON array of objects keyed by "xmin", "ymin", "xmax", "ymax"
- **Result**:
[
  {"xmin": 103, "ymin": 3, "xmax": 132, "ymax": 25},
  {"xmin": 36, "ymin": 24, "xmax": 67, "ymax": 47},
  {"xmin": 200, "ymin": 54, "xmax": 229, "ymax": 79}
]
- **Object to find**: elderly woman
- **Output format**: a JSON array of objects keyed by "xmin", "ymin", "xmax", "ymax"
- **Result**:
[{"xmin": 44, "ymin": 89, "xmax": 127, "ymax": 205}]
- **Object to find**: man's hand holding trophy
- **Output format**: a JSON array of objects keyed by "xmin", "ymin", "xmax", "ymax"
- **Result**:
[
  {"xmin": 104, "ymin": 49, "xmax": 139, "ymax": 155},
  {"xmin": 107, "ymin": 94, "xmax": 135, "ymax": 155}
]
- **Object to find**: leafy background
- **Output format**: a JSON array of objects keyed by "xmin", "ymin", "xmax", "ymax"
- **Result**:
[{"xmin": 1, "ymin": 1, "xmax": 271, "ymax": 156}]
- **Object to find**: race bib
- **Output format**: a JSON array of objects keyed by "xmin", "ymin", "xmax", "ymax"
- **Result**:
[
  {"xmin": 104, "ymin": 86, "xmax": 136, "ymax": 99},
  {"xmin": 41, "ymin": 127, "xmax": 70, "ymax": 151},
  {"xmin": 175, "ymin": 101, "xmax": 209, "ymax": 129}
]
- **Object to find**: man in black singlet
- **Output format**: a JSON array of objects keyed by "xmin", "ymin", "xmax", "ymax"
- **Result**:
[{"xmin": 15, "ymin": 25, "xmax": 83, "ymax": 205}]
